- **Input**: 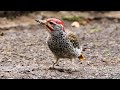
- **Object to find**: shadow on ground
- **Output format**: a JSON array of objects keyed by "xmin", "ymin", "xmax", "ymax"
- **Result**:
[{"xmin": 0, "ymin": 11, "xmax": 120, "ymax": 79}]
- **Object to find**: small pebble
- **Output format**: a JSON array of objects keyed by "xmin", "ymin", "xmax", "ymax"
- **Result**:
[{"xmin": 71, "ymin": 22, "xmax": 80, "ymax": 28}]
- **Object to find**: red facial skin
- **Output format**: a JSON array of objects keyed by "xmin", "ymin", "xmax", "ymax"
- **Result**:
[
  {"xmin": 46, "ymin": 18, "xmax": 65, "ymax": 31},
  {"xmin": 47, "ymin": 18, "xmax": 64, "ymax": 27}
]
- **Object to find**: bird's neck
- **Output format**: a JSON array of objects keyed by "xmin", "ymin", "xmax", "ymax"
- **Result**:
[{"xmin": 51, "ymin": 30, "xmax": 66, "ymax": 39}]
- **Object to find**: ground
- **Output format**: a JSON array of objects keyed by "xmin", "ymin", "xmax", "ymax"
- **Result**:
[{"xmin": 0, "ymin": 11, "xmax": 120, "ymax": 79}]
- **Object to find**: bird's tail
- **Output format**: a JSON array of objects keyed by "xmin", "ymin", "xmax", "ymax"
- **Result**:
[
  {"xmin": 78, "ymin": 54, "xmax": 86, "ymax": 61},
  {"xmin": 77, "ymin": 46, "xmax": 86, "ymax": 61}
]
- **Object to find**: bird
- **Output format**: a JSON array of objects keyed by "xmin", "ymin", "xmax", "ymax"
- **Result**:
[{"xmin": 35, "ymin": 18, "xmax": 85, "ymax": 70}]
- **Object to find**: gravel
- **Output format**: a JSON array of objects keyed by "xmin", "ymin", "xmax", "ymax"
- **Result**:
[{"xmin": 0, "ymin": 19, "xmax": 120, "ymax": 79}]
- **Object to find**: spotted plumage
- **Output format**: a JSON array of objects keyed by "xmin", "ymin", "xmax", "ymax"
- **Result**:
[{"xmin": 35, "ymin": 18, "xmax": 85, "ymax": 69}]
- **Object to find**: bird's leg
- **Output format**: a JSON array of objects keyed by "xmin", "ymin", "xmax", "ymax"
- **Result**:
[
  {"xmin": 70, "ymin": 58, "xmax": 77, "ymax": 71},
  {"xmin": 52, "ymin": 58, "xmax": 59, "ymax": 68},
  {"xmin": 63, "ymin": 60, "xmax": 66, "ymax": 66},
  {"xmin": 71, "ymin": 58, "xmax": 74, "ymax": 66},
  {"xmin": 55, "ymin": 59, "xmax": 60, "ymax": 66},
  {"xmin": 71, "ymin": 58, "xmax": 75, "ymax": 70}
]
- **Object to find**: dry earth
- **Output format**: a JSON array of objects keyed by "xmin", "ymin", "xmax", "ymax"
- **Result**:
[{"xmin": 0, "ymin": 11, "xmax": 120, "ymax": 79}]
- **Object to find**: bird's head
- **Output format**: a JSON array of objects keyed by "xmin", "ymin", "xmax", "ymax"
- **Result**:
[{"xmin": 35, "ymin": 18, "xmax": 65, "ymax": 32}]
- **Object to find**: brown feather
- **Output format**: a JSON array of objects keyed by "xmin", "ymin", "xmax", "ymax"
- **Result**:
[
  {"xmin": 66, "ymin": 29, "xmax": 85, "ymax": 60},
  {"xmin": 66, "ymin": 29, "xmax": 80, "ymax": 49}
]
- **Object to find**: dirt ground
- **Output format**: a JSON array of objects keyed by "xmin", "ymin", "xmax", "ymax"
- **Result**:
[{"xmin": 0, "ymin": 11, "xmax": 120, "ymax": 79}]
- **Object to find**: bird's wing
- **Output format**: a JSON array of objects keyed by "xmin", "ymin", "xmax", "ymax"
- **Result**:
[
  {"xmin": 66, "ymin": 29, "xmax": 80, "ymax": 49},
  {"xmin": 66, "ymin": 29, "xmax": 85, "ymax": 60}
]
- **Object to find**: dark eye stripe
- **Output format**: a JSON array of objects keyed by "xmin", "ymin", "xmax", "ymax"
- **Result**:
[{"xmin": 46, "ymin": 25, "xmax": 53, "ymax": 31}]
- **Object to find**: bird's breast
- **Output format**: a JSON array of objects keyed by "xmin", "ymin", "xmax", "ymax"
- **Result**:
[{"xmin": 47, "ymin": 35, "xmax": 76, "ymax": 58}]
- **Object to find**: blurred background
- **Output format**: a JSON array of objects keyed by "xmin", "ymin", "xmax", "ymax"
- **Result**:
[
  {"xmin": 0, "ymin": 11, "xmax": 120, "ymax": 79},
  {"xmin": 0, "ymin": 11, "xmax": 120, "ymax": 29}
]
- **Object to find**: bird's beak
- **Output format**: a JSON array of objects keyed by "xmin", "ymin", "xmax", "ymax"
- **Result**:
[
  {"xmin": 35, "ymin": 19, "xmax": 53, "ymax": 32},
  {"xmin": 35, "ymin": 19, "xmax": 46, "ymax": 25}
]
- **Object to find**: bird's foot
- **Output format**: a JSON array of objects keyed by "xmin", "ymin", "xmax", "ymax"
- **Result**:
[
  {"xmin": 71, "ymin": 63, "xmax": 78, "ymax": 72},
  {"xmin": 71, "ymin": 66, "xmax": 78, "ymax": 72},
  {"xmin": 49, "ymin": 62, "xmax": 57, "ymax": 70},
  {"xmin": 52, "ymin": 60, "xmax": 59, "ymax": 66},
  {"xmin": 49, "ymin": 66, "xmax": 55, "ymax": 70}
]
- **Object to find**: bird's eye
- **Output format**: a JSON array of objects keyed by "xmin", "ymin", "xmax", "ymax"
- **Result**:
[{"xmin": 49, "ymin": 22, "xmax": 53, "ymax": 24}]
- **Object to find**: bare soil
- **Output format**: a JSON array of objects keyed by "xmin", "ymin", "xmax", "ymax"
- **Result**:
[{"xmin": 0, "ymin": 11, "xmax": 120, "ymax": 79}]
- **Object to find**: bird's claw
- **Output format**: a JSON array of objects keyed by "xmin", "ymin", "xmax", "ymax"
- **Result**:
[{"xmin": 49, "ymin": 66, "xmax": 55, "ymax": 70}]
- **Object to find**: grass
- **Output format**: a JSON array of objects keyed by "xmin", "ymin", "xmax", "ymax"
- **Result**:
[{"xmin": 62, "ymin": 16, "xmax": 84, "ymax": 21}]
